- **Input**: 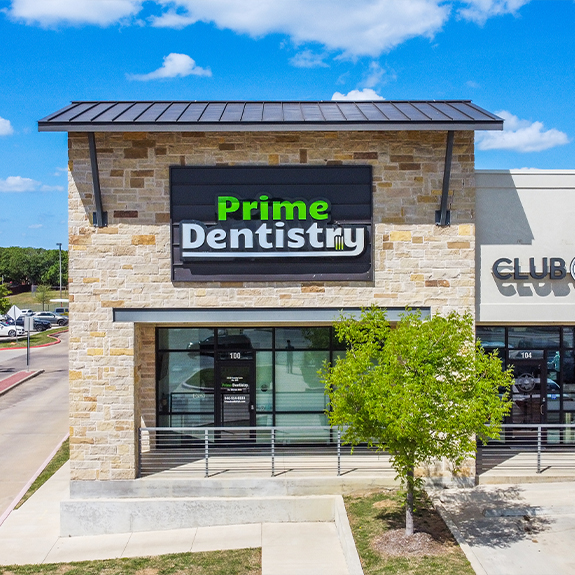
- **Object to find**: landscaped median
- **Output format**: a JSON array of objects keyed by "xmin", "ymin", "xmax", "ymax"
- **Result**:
[
  {"xmin": 0, "ymin": 326, "xmax": 67, "ymax": 350},
  {"xmin": 344, "ymin": 490, "xmax": 474, "ymax": 575}
]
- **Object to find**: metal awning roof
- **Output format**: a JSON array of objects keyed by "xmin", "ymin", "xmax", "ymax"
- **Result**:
[{"xmin": 38, "ymin": 100, "xmax": 503, "ymax": 133}]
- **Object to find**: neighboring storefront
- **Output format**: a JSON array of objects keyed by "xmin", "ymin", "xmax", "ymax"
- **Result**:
[
  {"xmin": 39, "ymin": 99, "xmax": 499, "ymax": 482},
  {"xmin": 476, "ymin": 170, "xmax": 575, "ymax": 438}
]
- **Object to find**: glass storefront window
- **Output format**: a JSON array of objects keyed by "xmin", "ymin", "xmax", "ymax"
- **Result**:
[
  {"xmin": 564, "ymin": 328, "xmax": 574, "ymax": 349},
  {"xmin": 476, "ymin": 327, "xmax": 505, "ymax": 348},
  {"xmin": 216, "ymin": 327, "xmax": 272, "ymax": 350},
  {"xmin": 256, "ymin": 352, "xmax": 273, "ymax": 412},
  {"xmin": 275, "ymin": 351, "xmax": 329, "ymax": 412},
  {"xmin": 507, "ymin": 327, "xmax": 560, "ymax": 349},
  {"xmin": 275, "ymin": 327, "xmax": 330, "ymax": 350},
  {"xmin": 157, "ymin": 351, "xmax": 215, "ymax": 414},
  {"xmin": 158, "ymin": 328, "xmax": 214, "ymax": 351}
]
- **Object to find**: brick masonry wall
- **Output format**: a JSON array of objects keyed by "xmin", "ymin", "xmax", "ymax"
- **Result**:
[{"xmin": 68, "ymin": 130, "xmax": 475, "ymax": 480}]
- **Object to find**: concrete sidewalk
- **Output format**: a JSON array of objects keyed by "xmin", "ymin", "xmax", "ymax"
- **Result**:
[
  {"xmin": 432, "ymin": 481, "xmax": 575, "ymax": 575},
  {"xmin": 0, "ymin": 463, "xmax": 351, "ymax": 575}
]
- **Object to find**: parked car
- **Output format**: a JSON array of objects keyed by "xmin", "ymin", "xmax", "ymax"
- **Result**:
[
  {"xmin": 0, "ymin": 322, "xmax": 25, "ymax": 337},
  {"xmin": 54, "ymin": 307, "xmax": 69, "ymax": 315},
  {"xmin": 15, "ymin": 316, "xmax": 51, "ymax": 332},
  {"xmin": 33, "ymin": 311, "xmax": 68, "ymax": 326},
  {"xmin": 19, "ymin": 309, "xmax": 35, "ymax": 316}
]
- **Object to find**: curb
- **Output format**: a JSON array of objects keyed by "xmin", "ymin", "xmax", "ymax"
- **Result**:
[
  {"xmin": 0, "ymin": 331, "xmax": 65, "ymax": 351},
  {"xmin": 334, "ymin": 495, "xmax": 364, "ymax": 575},
  {"xmin": 0, "ymin": 369, "xmax": 45, "ymax": 396},
  {"xmin": 0, "ymin": 433, "xmax": 69, "ymax": 528},
  {"xmin": 428, "ymin": 490, "xmax": 488, "ymax": 575}
]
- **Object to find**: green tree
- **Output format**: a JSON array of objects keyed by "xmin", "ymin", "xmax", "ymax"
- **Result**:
[
  {"xmin": 320, "ymin": 307, "xmax": 513, "ymax": 536},
  {"xmin": 34, "ymin": 284, "xmax": 52, "ymax": 311},
  {"xmin": 0, "ymin": 284, "xmax": 9, "ymax": 314}
]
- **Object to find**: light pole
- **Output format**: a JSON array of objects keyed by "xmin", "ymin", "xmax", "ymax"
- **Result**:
[{"xmin": 56, "ymin": 242, "xmax": 62, "ymax": 302}]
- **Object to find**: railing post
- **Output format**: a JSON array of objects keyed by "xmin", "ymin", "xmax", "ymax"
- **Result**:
[
  {"xmin": 537, "ymin": 426, "xmax": 542, "ymax": 474},
  {"xmin": 271, "ymin": 428, "xmax": 275, "ymax": 477},
  {"xmin": 337, "ymin": 429, "xmax": 341, "ymax": 477},
  {"xmin": 205, "ymin": 429, "xmax": 209, "ymax": 478},
  {"xmin": 137, "ymin": 427, "xmax": 142, "ymax": 478}
]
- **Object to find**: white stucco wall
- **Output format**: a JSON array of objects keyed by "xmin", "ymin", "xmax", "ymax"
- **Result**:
[{"xmin": 476, "ymin": 170, "xmax": 575, "ymax": 324}]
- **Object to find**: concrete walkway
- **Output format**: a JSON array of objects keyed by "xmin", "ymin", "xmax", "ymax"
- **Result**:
[
  {"xmin": 433, "ymin": 481, "xmax": 575, "ymax": 575},
  {"xmin": 0, "ymin": 333, "xmax": 69, "ymax": 518},
  {"xmin": 0, "ymin": 463, "xmax": 350, "ymax": 575}
]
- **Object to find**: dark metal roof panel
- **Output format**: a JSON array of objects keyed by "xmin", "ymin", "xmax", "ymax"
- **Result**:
[
  {"xmin": 93, "ymin": 102, "xmax": 133, "ymax": 122},
  {"xmin": 70, "ymin": 102, "xmax": 116, "ymax": 123},
  {"xmin": 262, "ymin": 103, "xmax": 283, "ymax": 122},
  {"xmin": 178, "ymin": 103, "xmax": 207, "ymax": 122},
  {"xmin": 136, "ymin": 102, "xmax": 171, "ymax": 122},
  {"xmin": 242, "ymin": 103, "xmax": 263, "ymax": 122},
  {"xmin": 199, "ymin": 103, "xmax": 226, "ymax": 122},
  {"xmin": 156, "ymin": 102, "xmax": 188, "ymax": 122},
  {"xmin": 38, "ymin": 100, "xmax": 503, "ymax": 132},
  {"xmin": 374, "ymin": 103, "xmax": 408, "ymax": 121},
  {"xmin": 413, "ymin": 103, "xmax": 451, "ymax": 121},
  {"xmin": 113, "ymin": 103, "xmax": 152, "ymax": 122}
]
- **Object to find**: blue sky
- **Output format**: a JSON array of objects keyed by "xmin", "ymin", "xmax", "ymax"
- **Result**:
[{"xmin": 0, "ymin": 0, "xmax": 573, "ymax": 249}]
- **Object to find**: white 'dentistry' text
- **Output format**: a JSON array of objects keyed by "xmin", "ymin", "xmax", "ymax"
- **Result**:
[{"xmin": 180, "ymin": 220, "xmax": 367, "ymax": 258}]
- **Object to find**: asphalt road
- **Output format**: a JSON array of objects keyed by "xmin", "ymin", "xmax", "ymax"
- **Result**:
[{"xmin": 0, "ymin": 333, "xmax": 69, "ymax": 517}]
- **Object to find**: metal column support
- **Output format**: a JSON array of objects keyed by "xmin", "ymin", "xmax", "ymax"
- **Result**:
[
  {"xmin": 88, "ymin": 132, "xmax": 107, "ymax": 227},
  {"xmin": 435, "ymin": 130, "xmax": 455, "ymax": 227}
]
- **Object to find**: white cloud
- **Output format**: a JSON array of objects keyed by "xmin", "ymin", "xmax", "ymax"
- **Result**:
[
  {"xmin": 7, "ymin": 1, "xmax": 533, "ymax": 57},
  {"xmin": 289, "ymin": 50, "xmax": 328, "ymax": 68},
  {"xmin": 364, "ymin": 62, "xmax": 395, "ymax": 88},
  {"xmin": 458, "ymin": 0, "xmax": 531, "ymax": 24},
  {"xmin": 476, "ymin": 111, "xmax": 570, "ymax": 153},
  {"xmin": 152, "ymin": 0, "xmax": 450, "ymax": 57},
  {"xmin": 332, "ymin": 89, "xmax": 385, "ymax": 101},
  {"xmin": 28, "ymin": 224, "xmax": 43, "ymax": 229},
  {"xmin": 7, "ymin": 0, "xmax": 143, "ymax": 26},
  {"xmin": 0, "ymin": 117, "xmax": 14, "ymax": 136},
  {"xmin": 128, "ymin": 53, "xmax": 211, "ymax": 81},
  {"xmin": 466, "ymin": 80, "xmax": 480, "ymax": 89},
  {"xmin": 0, "ymin": 176, "xmax": 64, "ymax": 192}
]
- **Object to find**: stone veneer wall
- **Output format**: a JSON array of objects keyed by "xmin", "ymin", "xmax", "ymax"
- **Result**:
[{"xmin": 68, "ymin": 130, "xmax": 475, "ymax": 480}]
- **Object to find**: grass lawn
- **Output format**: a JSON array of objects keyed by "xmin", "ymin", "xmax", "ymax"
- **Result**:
[
  {"xmin": 6, "ymin": 289, "xmax": 69, "ymax": 313},
  {"xmin": 0, "ymin": 327, "xmax": 67, "ymax": 350},
  {"xmin": 344, "ymin": 490, "xmax": 474, "ymax": 575},
  {"xmin": 0, "ymin": 549, "xmax": 261, "ymax": 575}
]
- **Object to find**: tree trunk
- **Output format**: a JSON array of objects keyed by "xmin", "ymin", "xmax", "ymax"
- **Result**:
[{"xmin": 405, "ymin": 465, "xmax": 414, "ymax": 536}]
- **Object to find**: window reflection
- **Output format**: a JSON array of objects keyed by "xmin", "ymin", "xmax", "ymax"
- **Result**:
[{"xmin": 507, "ymin": 327, "xmax": 560, "ymax": 349}]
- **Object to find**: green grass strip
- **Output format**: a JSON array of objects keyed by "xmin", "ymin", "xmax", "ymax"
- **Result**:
[
  {"xmin": 15, "ymin": 439, "xmax": 70, "ymax": 510},
  {"xmin": 0, "ymin": 327, "xmax": 68, "ymax": 350},
  {"xmin": 0, "ymin": 548, "xmax": 261, "ymax": 575}
]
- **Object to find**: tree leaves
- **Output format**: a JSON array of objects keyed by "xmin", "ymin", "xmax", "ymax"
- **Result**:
[{"xmin": 320, "ymin": 306, "xmax": 513, "ymax": 535}]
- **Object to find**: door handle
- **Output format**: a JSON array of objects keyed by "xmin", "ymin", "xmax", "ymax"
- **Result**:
[{"xmin": 250, "ymin": 404, "xmax": 255, "ymax": 411}]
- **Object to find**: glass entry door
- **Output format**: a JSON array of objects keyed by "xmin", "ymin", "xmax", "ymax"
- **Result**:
[
  {"xmin": 509, "ymin": 351, "xmax": 546, "ymax": 424},
  {"xmin": 216, "ymin": 361, "xmax": 255, "ymax": 427}
]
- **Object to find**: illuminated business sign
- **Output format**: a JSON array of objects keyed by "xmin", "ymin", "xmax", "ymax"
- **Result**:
[
  {"xmin": 492, "ymin": 257, "xmax": 575, "ymax": 281},
  {"xmin": 171, "ymin": 166, "xmax": 372, "ymax": 281}
]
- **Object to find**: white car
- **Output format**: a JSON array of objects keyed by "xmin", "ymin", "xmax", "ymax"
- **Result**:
[
  {"xmin": 0, "ymin": 323, "xmax": 25, "ymax": 337},
  {"xmin": 19, "ymin": 309, "xmax": 35, "ymax": 316}
]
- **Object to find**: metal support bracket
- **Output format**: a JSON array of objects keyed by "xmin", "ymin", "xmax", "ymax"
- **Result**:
[
  {"xmin": 88, "ymin": 132, "xmax": 107, "ymax": 227},
  {"xmin": 435, "ymin": 130, "xmax": 454, "ymax": 227}
]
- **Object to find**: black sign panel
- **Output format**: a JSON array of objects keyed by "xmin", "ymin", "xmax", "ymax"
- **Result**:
[{"xmin": 170, "ymin": 165, "xmax": 372, "ymax": 281}]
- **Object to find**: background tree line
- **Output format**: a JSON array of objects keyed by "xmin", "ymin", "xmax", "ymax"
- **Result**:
[{"xmin": 0, "ymin": 246, "xmax": 68, "ymax": 287}]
